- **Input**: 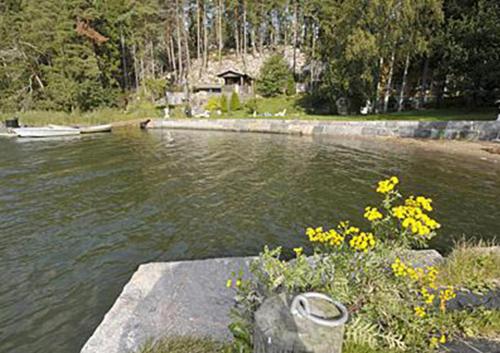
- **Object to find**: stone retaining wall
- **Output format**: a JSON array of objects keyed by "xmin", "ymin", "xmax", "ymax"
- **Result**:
[{"xmin": 147, "ymin": 119, "xmax": 500, "ymax": 141}]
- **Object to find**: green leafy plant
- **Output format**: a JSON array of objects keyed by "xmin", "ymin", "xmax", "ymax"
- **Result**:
[{"xmin": 227, "ymin": 177, "xmax": 497, "ymax": 353}]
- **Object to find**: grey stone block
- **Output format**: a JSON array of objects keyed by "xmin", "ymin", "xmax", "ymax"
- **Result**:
[{"xmin": 81, "ymin": 257, "xmax": 253, "ymax": 353}]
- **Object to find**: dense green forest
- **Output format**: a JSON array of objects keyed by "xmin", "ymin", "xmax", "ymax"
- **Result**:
[{"xmin": 0, "ymin": 0, "xmax": 499, "ymax": 114}]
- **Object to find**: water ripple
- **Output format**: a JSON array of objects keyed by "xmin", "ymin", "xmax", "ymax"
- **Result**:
[{"xmin": 0, "ymin": 130, "xmax": 499, "ymax": 353}]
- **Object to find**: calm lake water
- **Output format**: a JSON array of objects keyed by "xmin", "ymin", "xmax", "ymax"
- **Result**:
[{"xmin": 0, "ymin": 129, "xmax": 499, "ymax": 353}]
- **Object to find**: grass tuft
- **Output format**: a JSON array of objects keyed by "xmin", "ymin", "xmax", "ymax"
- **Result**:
[
  {"xmin": 137, "ymin": 337, "xmax": 229, "ymax": 353},
  {"xmin": 437, "ymin": 241, "xmax": 500, "ymax": 292}
]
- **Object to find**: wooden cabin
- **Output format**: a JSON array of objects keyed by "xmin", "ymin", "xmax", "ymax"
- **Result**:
[{"xmin": 217, "ymin": 70, "xmax": 254, "ymax": 95}]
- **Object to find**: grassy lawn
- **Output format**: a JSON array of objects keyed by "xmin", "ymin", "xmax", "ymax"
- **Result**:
[
  {"xmin": 215, "ymin": 95, "xmax": 497, "ymax": 121},
  {"xmin": 1, "ymin": 95, "xmax": 496, "ymax": 126}
]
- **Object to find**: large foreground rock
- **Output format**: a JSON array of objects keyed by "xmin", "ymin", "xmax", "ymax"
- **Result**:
[{"xmin": 81, "ymin": 257, "xmax": 253, "ymax": 353}]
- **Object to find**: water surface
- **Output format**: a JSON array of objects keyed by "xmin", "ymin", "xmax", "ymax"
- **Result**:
[{"xmin": 0, "ymin": 129, "xmax": 499, "ymax": 353}]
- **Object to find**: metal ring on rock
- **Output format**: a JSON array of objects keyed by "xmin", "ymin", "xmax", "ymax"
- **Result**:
[{"xmin": 290, "ymin": 292, "xmax": 349, "ymax": 327}]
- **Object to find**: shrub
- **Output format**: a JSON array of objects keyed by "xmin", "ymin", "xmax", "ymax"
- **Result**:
[
  {"xmin": 256, "ymin": 54, "xmax": 293, "ymax": 97},
  {"xmin": 205, "ymin": 96, "xmax": 220, "ymax": 112},
  {"xmin": 144, "ymin": 78, "xmax": 167, "ymax": 101},
  {"xmin": 285, "ymin": 75, "xmax": 296, "ymax": 96},
  {"xmin": 230, "ymin": 91, "xmax": 241, "ymax": 111},
  {"xmin": 227, "ymin": 177, "xmax": 494, "ymax": 353},
  {"xmin": 246, "ymin": 98, "xmax": 258, "ymax": 114},
  {"xmin": 220, "ymin": 94, "xmax": 229, "ymax": 113}
]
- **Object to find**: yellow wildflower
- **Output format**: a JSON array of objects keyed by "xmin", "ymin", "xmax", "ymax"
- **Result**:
[
  {"xmin": 376, "ymin": 176, "xmax": 399, "ymax": 194},
  {"xmin": 391, "ymin": 258, "xmax": 408, "ymax": 277},
  {"xmin": 293, "ymin": 247, "xmax": 303, "ymax": 257},
  {"xmin": 306, "ymin": 227, "xmax": 324, "ymax": 242},
  {"xmin": 416, "ymin": 196, "xmax": 433, "ymax": 211},
  {"xmin": 226, "ymin": 279, "xmax": 232, "ymax": 288},
  {"xmin": 349, "ymin": 232, "xmax": 376, "ymax": 252},
  {"xmin": 346, "ymin": 226, "xmax": 360, "ymax": 235},
  {"xmin": 439, "ymin": 287, "xmax": 456, "ymax": 312},
  {"xmin": 392, "ymin": 206, "xmax": 407, "ymax": 219},
  {"xmin": 439, "ymin": 334, "xmax": 447, "ymax": 344},
  {"xmin": 364, "ymin": 207, "xmax": 383, "ymax": 222},
  {"xmin": 236, "ymin": 279, "xmax": 242, "ymax": 287},
  {"xmin": 327, "ymin": 229, "xmax": 345, "ymax": 246},
  {"xmin": 429, "ymin": 337, "xmax": 439, "ymax": 349},
  {"xmin": 414, "ymin": 306, "xmax": 426, "ymax": 318},
  {"xmin": 421, "ymin": 287, "xmax": 436, "ymax": 304}
]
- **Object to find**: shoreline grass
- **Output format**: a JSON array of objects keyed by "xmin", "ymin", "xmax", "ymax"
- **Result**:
[{"xmin": 0, "ymin": 103, "xmax": 162, "ymax": 127}]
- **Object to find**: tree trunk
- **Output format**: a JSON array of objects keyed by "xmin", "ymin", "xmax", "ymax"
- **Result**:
[
  {"xmin": 383, "ymin": 50, "xmax": 395, "ymax": 113},
  {"xmin": 398, "ymin": 54, "xmax": 410, "ymax": 112},
  {"xmin": 196, "ymin": 0, "xmax": 201, "ymax": 62},
  {"xmin": 202, "ymin": 0, "xmax": 208, "ymax": 72},
  {"xmin": 374, "ymin": 56, "xmax": 384, "ymax": 113},
  {"xmin": 150, "ymin": 40, "xmax": 155, "ymax": 78},
  {"xmin": 169, "ymin": 36, "xmax": 177, "ymax": 80},
  {"xmin": 242, "ymin": 0, "xmax": 247, "ymax": 69},
  {"xmin": 234, "ymin": 4, "xmax": 240, "ymax": 57},
  {"xmin": 310, "ymin": 24, "xmax": 316, "ymax": 87},
  {"xmin": 292, "ymin": 0, "xmax": 298, "ymax": 76},
  {"xmin": 132, "ymin": 43, "xmax": 139, "ymax": 90},
  {"xmin": 258, "ymin": 2, "xmax": 265, "ymax": 54},
  {"xmin": 419, "ymin": 56, "xmax": 429, "ymax": 109},
  {"xmin": 175, "ymin": 0, "xmax": 183, "ymax": 82},
  {"xmin": 251, "ymin": 26, "xmax": 256, "ymax": 55},
  {"xmin": 120, "ymin": 28, "xmax": 129, "ymax": 90},
  {"xmin": 218, "ymin": 0, "xmax": 223, "ymax": 62}
]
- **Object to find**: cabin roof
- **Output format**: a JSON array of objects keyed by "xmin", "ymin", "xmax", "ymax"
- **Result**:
[{"xmin": 217, "ymin": 70, "xmax": 252, "ymax": 79}]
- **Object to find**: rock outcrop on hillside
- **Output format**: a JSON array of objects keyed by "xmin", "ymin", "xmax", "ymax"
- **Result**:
[{"xmin": 188, "ymin": 46, "xmax": 306, "ymax": 85}]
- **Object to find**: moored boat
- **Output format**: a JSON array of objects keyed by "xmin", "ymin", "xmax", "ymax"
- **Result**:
[
  {"xmin": 48, "ymin": 124, "xmax": 112, "ymax": 134},
  {"xmin": 13, "ymin": 127, "xmax": 81, "ymax": 138},
  {"xmin": 80, "ymin": 124, "xmax": 112, "ymax": 134}
]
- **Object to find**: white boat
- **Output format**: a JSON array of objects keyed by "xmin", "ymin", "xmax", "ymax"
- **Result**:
[
  {"xmin": 80, "ymin": 124, "xmax": 112, "ymax": 134},
  {"xmin": 48, "ymin": 124, "xmax": 112, "ymax": 134},
  {"xmin": 13, "ymin": 126, "xmax": 81, "ymax": 138}
]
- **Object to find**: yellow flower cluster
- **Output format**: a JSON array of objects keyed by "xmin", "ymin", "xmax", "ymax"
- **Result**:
[
  {"xmin": 376, "ymin": 176, "xmax": 399, "ymax": 194},
  {"xmin": 439, "ymin": 287, "xmax": 456, "ymax": 312},
  {"xmin": 429, "ymin": 335, "xmax": 447, "ymax": 348},
  {"xmin": 421, "ymin": 287, "xmax": 436, "ymax": 304},
  {"xmin": 392, "ymin": 196, "xmax": 440, "ymax": 238},
  {"xmin": 414, "ymin": 306, "xmax": 426, "ymax": 318},
  {"xmin": 391, "ymin": 259, "xmax": 438, "ymax": 288},
  {"xmin": 364, "ymin": 207, "xmax": 383, "ymax": 222},
  {"xmin": 306, "ymin": 227, "xmax": 344, "ymax": 247},
  {"xmin": 349, "ymin": 231, "xmax": 376, "ymax": 252}
]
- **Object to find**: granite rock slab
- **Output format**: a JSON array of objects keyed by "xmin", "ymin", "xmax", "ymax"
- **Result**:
[{"xmin": 81, "ymin": 257, "xmax": 253, "ymax": 353}]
